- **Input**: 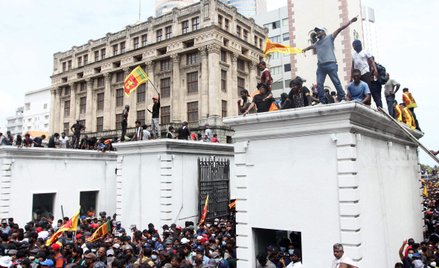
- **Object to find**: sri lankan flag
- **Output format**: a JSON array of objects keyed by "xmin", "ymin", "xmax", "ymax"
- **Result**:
[
  {"xmin": 198, "ymin": 195, "xmax": 209, "ymax": 227},
  {"xmin": 46, "ymin": 209, "xmax": 80, "ymax": 246},
  {"xmin": 423, "ymin": 185, "xmax": 428, "ymax": 197},
  {"xmin": 264, "ymin": 38, "xmax": 302, "ymax": 57},
  {"xmin": 87, "ymin": 220, "xmax": 111, "ymax": 243},
  {"xmin": 123, "ymin": 66, "xmax": 148, "ymax": 96},
  {"xmin": 229, "ymin": 199, "xmax": 236, "ymax": 210}
]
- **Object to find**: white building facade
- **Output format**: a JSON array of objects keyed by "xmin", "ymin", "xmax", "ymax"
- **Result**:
[
  {"xmin": 22, "ymin": 87, "xmax": 51, "ymax": 137},
  {"xmin": 5, "ymin": 107, "xmax": 24, "ymax": 137},
  {"xmin": 155, "ymin": 0, "xmax": 196, "ymax": 16},
  {"xmin": 227, "ymin": 0, "xmax": 267, "ymax": 17},
  {"xmin": 361, "ymin": 5, "xmax": 379, "ymax": 59}
]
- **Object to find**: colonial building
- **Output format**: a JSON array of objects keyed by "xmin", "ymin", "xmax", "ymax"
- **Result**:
[{"xmin": 50, "ymin": 0, "xmax": 266, "ymax": 139}]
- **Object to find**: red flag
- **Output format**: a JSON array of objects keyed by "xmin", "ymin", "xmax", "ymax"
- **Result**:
[
  {"xmin": 198, "ymin": 195, "xmax": 209, "ymax": 227},
  {"xmin": 87, "ymin": 221, "xmax": 111, "ymax": 243},
  {"xmin": 46, "ymin": 209, "xmax": 80, "ymax": 246}
]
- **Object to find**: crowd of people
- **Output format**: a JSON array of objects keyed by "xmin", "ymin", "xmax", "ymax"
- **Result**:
[
  {"xmin": 0, "ymin": 213, "xmax": 236, "ymax": 268},
  {"xmin": 239, "ymin": 16, "xmax": 421, "ymax": 132}
]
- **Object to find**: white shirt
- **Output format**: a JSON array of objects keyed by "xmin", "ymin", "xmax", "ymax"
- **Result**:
[
  {"xmin": 332, "ymin": 255, "xmax": 357, "ymax": 268},
  {"xmin": 59, "ymin": 136, "xmax": 69, "ymax": 148},
  {"xmin": 352, "ymin": 50, "xmax": 372, "ymax": 75},
  {"xmin": 142, "ymin": 130, "xmax": 151, "ymax": 140}
]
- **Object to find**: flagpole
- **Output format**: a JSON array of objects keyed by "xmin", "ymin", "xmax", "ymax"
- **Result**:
[{"xmin": 148, "ymin": 80, "xmax": 160, "ymax": 95}]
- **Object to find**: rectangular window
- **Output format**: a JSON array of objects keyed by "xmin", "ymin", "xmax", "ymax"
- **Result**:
[
  {"xmin": 67, "ymin": 60, "xmax": 72, "ymax": 70},
  {"xmin": 282, "ymin": 18, "xmax": 289, "ymax": 27},
  {"xmin": 101, "ymin": 48, "xmax": 106, "ymax": 59},
  {"xmin": 43, "ymin": 103, "xmax": 48, "ymax": 109},
  {"xmin": 115, "ymin": 71, "xmax": 124, "ymax": 82},
  {"xmin": 96, "ymin": 117, "xmax": 103, "ymax": 132},
  {"xmin": 238, "ymin": 77, "xmax": 245, "ymax": 96},
  {"xmin": 225, "ymin": 19, "xmax": 229, "ymax": 30},
  {"xmin": 115, "ymin": 113, "xmax": 123, "ymax": 130},
  {"xmin": 254, "ymin": 35, "xmax": 258, "ymax": 46},
  {"xmin": 165, "ymin": 26, "xmax": 172, "ymax": 39},
  {"xmin": 187, "ymin": 71, "xmax": 198, "ymax": 93},
  {"xmin": 161, "ymin": 77, "xmax": 171, "ymax": 98},
  {"xmin": 79, "ymin": 97, "xmax": 86, "ymax": 114},
  {"xmin": 160, "ymin": 59, "xmax": 170, "ymax": 71},
  {"xmin": 97, "ymin": 93, "xmax": 104, "ymax": 111},
  {"xmin": 77, "ymin": 56, "xmax": 82, "ymax": 67},
  {"xmin": 80, "ymin": 82, "xmax": 86, "ymax": 92},
  {"xmin": 272, "ymin": 20, "xmax": 281, "ymax": 29},
  {"xmin": 32, "ymin": 193, "xmax": 55, "ymax": 220},
  {"xmin": 182, "ymin": 20, "xmax": 189, "ymax": 33},
  {"xmin": 221, "ymin": 50, "xmax": 227, "ymax": 62},
  {"xmin": 186, "ymin": 52, "xmax": 198, "ymax": 65},
  {"xmin": 64, "ymin": 100, "xmax": 70, "ymax": 117},
  {"xmin": 192, "ymin": 17, "xmax": 200, "ymax": 30},
  {"xmin": 221, "ymin": 70, "xmax": 227, "ymax": 92},
  {"xmin": 62, "ymin": 62, "xmax": 66, "ymax": 72},
  {"xmin": 161, "ymin": 106, "xmax": 171, "ymax": 125},
  {"xmin": 120, "ymin": 41, "xmax": 126, "ymax": 53},
  {"xmin": 63, "ymin": 122, "xmax": 70, "ymax": 135},
  {"xmin": 112, "ymin": 44, "xmax": 119, "ymax": 56},
  {"xmin": 218, "ymin": 15, "xmax": 223, "ymax": 27},
  {"xmin": 141, "ymin": 34, "xmax": 147, "ymax": 46},
  {"xmin": 271, "ymin": 66, "xmax": 282, "ymax": 75},
  {"xmin": 270, "ymin": 35, "xmax": 281, "ymax": 43},
  {"xmin": 80, "ymin": 191, "xmax": 98, "ymax": 216},
  {"xmin": 284, "ymin": 63, "xmax": 291, "ymax": 72},
  {"xmin": 83, "ymin": 54, "xmax": 88, "ymax": 64},
  {"xmin": 137, "ymin": 110, "xmax": 145, "ymax": 125},
  {"xmin": 137, "ymin": 84, "xmax": 146, "ymax": 103},
  {"xmin": 187, "ymin": 101, "xmax": 198, "ymax": 122},
  {"xmin": 97, "ymin": 77, "xmax": 104, "ymax": 87},
  {"xmin": 237, "ymin": 59, "xmax": 246, "ymax": 71},
  {"xmin": 243, "ymin": 29, "xmax": 248, "ymax": 41},
  {"xmin": 283, "ymin": 33, "xmax": 290, "ymax": 41},
  {"xmin": 94, "ymin": 51, "xmax": 100, "ymax": 61},
  {"xmin": 116, "ymin": 88, "xmax": 124, "ymax": 107},
  {"xmin": 236, "ymin": 25, "xmax": 241, "ymax": 37},
  {"xmin": 133, "ymin": 37, "xmax": 139, "ymax": 49},
  {"xmin": 222, "ymin": 100, "xmax": 227, "ymax": 117},
  {"xmin": 156, "ymin": 29, "xmax": 163, "ymax": 42},
  {"xmin": 263, "ymin": 23, "xmax": 272, "ymax": 30}
]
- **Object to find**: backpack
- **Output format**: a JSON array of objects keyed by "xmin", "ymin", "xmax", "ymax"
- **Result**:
[{"xmin": 376, "ymin": 63, "xmax": 388, "ymax": 85}]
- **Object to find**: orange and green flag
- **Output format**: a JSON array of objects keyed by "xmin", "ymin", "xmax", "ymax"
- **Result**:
[
  {"xmin": 264, "ymin": 38, "xmax": 302, "ymax": 57},
  {"xmin": 198, "ymin": 195, "xmax": 209, "ymax": 227},
  {"xmin": 423, "ymin": 185, "xmax": 428, "ymax": 197},
  {"xmin": 123, "ymin": 66, "xmax": 149, "ymax": 96},
  {"xmin": 87, "ymin": 220, "xmax": 111, "ymax": 243},
  {"xmin": 46, "ymin": 208, "xmax": 80, "ymax": 246}
]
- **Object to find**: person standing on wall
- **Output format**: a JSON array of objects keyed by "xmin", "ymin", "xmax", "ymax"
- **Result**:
[
  {"xmin": 148, "ymin": 94, "xmax": 160, "ymax": 139},
  {"xmin": 120, "ymin": 105, "xmax": 130, "ymax": 142},
  {"xmin": 302, "ymin": 16, "xmax": 358, "ymax": 104},
  {"xmin": 402, "ymin": 88, "xmax": 421, "ymax": 131}
]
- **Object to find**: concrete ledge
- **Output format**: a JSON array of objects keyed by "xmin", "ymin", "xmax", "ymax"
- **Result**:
[{"xmin": 0, "ymin": 146, "xmax": 117, "ymax": 161}]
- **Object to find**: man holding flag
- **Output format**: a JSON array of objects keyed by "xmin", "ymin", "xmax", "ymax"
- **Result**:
[{"xmin": 45, "ymin": 209, "xmax": 80, "ymax": 246}]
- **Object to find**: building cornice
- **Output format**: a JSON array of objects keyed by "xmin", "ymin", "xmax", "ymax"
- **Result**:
[{"xmin": 0, "ymin": 147, "xmax": 117, "ymax": 161}]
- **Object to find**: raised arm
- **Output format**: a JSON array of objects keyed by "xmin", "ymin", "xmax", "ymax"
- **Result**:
[
  {"xmin": 242, "ymin": 102, "xmax": 256, "ymax": 116},
  {"xmin": 333, "ymin": 16, "xmax": 358, "ymax": 39},
  {"xmin": 302, "ymin": 44, "xmax": 315, "ymax": 53},
  {"xmin": 399, "ymin": 240, "xmax": 407, "ymax": 261}
]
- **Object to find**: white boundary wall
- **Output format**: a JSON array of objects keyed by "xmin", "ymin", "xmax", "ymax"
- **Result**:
[
  {"xmin": 0, "ymin": 147, "xmax": 117, "ymax": 226},
  {"xmin": 112, "ymin": 140, "xmax": 234, "ymax": 230},
  {"xmin": 224, "ymin": 102, "xmax": 423, "ymax": 268}
]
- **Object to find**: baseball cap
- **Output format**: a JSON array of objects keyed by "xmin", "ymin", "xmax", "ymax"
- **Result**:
[
  {"xmin": 40, "ymin": 259, "xmax": 54, "ymax": 267},
  {"xmin": 314, "ymin": 27, "xmax": 325, "ymax": 32}
]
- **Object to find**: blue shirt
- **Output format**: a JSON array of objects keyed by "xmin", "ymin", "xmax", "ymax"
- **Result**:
[
  {"xmin": 348, "ymin": 80, "xmax": 370, "ymax": 102},
  {"xmin": 315, "ymin": 34, "xmax": 336, "ymax": 64}
]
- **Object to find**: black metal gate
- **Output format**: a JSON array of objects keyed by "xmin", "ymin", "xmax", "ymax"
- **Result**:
[{"xmin": 198, "ymin": 157, "xmax": 230, "ymax": 221}]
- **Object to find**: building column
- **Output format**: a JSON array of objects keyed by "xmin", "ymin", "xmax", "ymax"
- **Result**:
[
  {"xmin": 70, "ymin": 83, "xmax": 77, "ymax": 122},
  {"xmin": 145, "ymin": 61, "xmax": 155, "ymax": 125},
  {"xmin": 199, "ymin": 46, "xmax": 209, "ymax": 120},
  {"xmin": 103, "ymin": 73, "xmax": 112, "ymax": 130},
  {"xmin": 231, "ymin": 53, "xmax": 238, "ymax": 116},
  {"xmin": 249, "ymin": 61, "xmax": 257, "ymax": 92},
  {"xmin": 171, "ymin": 54, "xmax": 181, "ymax": 123},
  {"xmin": 85, "ymin": 78, "xmax": 94, "ymax": 132},
  {"xmin": 59, "ymin": 88, "xmax": 65, "ymax": 134},
  {"xmin": 49, "ymin": 88, "xmax": 57, "ymax": 134},
  {"xmin": 207, "ymin": 44, "xmax": 221, "ymax": 118}
]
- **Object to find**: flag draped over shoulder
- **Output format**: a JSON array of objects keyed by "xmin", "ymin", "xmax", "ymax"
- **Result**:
[
  {"xmin": 46, "ymin": 209, "xmax": 80, "ymax": 246},
  {"xmin": 264, "ymin": 38, "xmax": 302, "ymax": 57},
  {"xmin": 87, "ymin": 221, "xmax": 111, "ymax": 243},
  {"xmin": 423, "ymin": 185, "xmax": 429, "ymax": 197},
  {"xmin": 123, "ymin": 66, "xmax": 149, "ymax": 96},
  {"xmin": 198, "ymin": 195, "xmax": 209, "ymax": 227}
]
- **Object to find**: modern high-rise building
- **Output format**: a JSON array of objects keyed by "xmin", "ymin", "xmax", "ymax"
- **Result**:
[
  {"xmin": 50, "ymin": 0, "xmax": 266, "ymax": 140},
  {"xmin": 256, "ymin": 7, "xmax": 291, "ymax": 96},
  {"xmin": 361, "ymin": 5, "xmax": 379, "ymax": 59},
  {"xmin": 6, "ymin": 107, "xmax": 24, "ymax": 137},
  {"xmin": 155, "ymin": 0, "xmax": 196, "ymax": 16},
  {"xmin": 22, "ymin": 87, "xmax": 51, "ymax": 137},
  {"xmin": 227, "ymin": 0, "xmax": 266, "ymax": 17}
]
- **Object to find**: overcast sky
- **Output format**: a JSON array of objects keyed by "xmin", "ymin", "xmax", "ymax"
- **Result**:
[{"xmin": 0, "ymin": 0, "xmax": 437, "ymax": 166}]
